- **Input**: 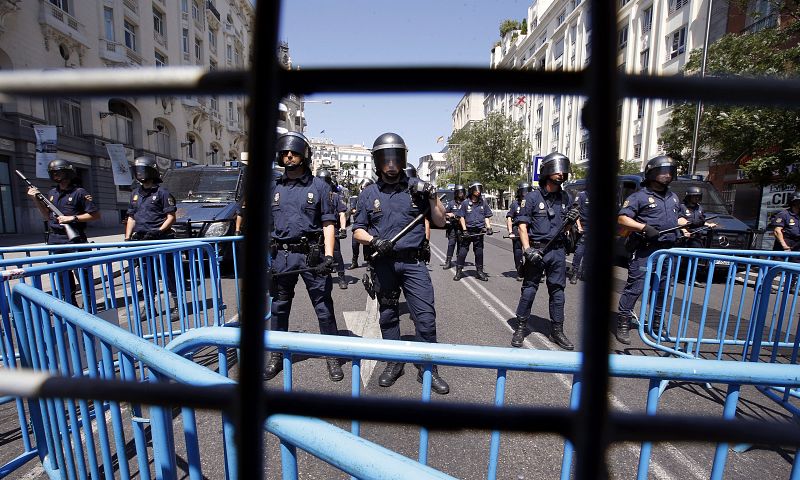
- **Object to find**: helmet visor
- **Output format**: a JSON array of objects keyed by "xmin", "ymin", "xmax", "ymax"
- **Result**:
[
  {"xmin": 134, "ymin": 166, "xmax": 151, "ymax": 181},
  {"xmin": 649, "ymin": 165, "xmax": 677, "ymax": 179},
  {"xmin": 374, "ymin": 149, "xmax": 406, "ymax": 168}
]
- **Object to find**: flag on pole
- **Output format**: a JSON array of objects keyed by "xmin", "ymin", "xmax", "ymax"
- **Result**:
[
  {"xmin": 320, "ymin": 129, "xmax": 326, "ymax": 134},
  {"xmin": 436, "ymin": 135, "xmax": 445, "ymax": 143},
  {"xmin": 516, "ymin": 95, "xmax": 526, "ymax": 107}
]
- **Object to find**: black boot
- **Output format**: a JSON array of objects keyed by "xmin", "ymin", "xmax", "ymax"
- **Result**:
[
  {"xmin": 511, "ymin": 316, "xmax": 527, "ymax": 348},
  {"xmin": 453, "ymin": 267, "xmax": 464, "ymax": 281},
  {"xmin": 348, "ymin": 259, "xmax": 359, "ymax": 270},
  {"xmin": 568, "ymin": 267, "xmax": 578, "ymax": 285},
  {"xmin": 338, "ymin": 274, "xmax": 348, "ymax": 289},
  {"xmin": 416, "ymin": 365, "xmax": 450, "ymax": 395},
  {"xmin": 442, "ymin": 257, "xmax": 452, "ymax": 269},
  {"xmin": 378, "ymin": 362, "xmax": 405, "ymax": 387},
  {"xmin": 263, "ymin": 352, "xmax": 283, "ymax": 380},
  {"xmin": 326, "ymin": 357, "xmax": 344, "ymax": 382},
  {"xmin": 549, "ymin": 322, "xmax": 574, "ymax": 351},
  {"xmin": 476, "ymin": 267, "xmax": 488, "ymax": 281},
  {"xmin": 169, "ymin": 294, "xmax": 180, "ymax": 322},
  {"xmin": 615, "ymin": 315, "xmax": 631, "ymax": 345}
]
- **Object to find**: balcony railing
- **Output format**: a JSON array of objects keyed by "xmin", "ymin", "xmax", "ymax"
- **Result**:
[{"xmin": 742, "ymin": 14, "xmax": 778, "ymax": 34}]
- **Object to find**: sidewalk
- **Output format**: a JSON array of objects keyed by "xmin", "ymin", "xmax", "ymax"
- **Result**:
[{"xmin": 0, "ymin": 227, "xmax": 126, "ymax": 249}]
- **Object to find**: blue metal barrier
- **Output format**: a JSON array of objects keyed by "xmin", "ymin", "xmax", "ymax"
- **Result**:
[
  {"xmin": 167, "ymin": 327, "xmax": 800, "ymax": 480},
  {"xmin": 9, "ymin": 283, "xmax": 455, "ymax": 480}
]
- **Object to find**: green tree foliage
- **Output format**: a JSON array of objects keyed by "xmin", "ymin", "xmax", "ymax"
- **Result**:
[
  {"xmin": 619, "ymin": 159, "xmax": 642, "ymax": 175},
  {"xmin": 499, "ymin": 19, "xmax": 521, "ymax": 37},
  {"xmin": 521, "ymin": 18, "xmax": 528, "ymax": 35},
  {"xmin": 446, "ymin": 113, "xmax": 531, "ymax": 198},
  {"xmin": 660, "ymin": 25, "xmax": 800, "ymax": 185}
]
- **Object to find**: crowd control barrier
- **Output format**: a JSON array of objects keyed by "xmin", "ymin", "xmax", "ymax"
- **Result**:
[
  {"xmin": 0, "ymin": 240, "xmax": 231, "ymax": 477},
  {"xmin": 9, "ymin": 284, "xmax": 454, "ymax": 480}
]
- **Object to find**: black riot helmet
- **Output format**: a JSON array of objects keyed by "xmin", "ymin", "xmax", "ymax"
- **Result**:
[
  {"xmin": 47, "ymin": 159, "xmax": 75, "ymax": 182},
  {"xmin": 371, "ymin": 132, "xmax": 408, "ymax": 173},
  {"xmin": 516, "ymin": 181, "xmax": 532, "ymax": 198},
  {"xmin": 468, "ymin": 181, "xmax": 483, "ymax": 197},
  {"xmin": 790, "ymin": 192, "xmax": 800, "ymax": 207},
  {"xmin": 684, "ymin": 186, "xmax": 702, "ymax": 203},
  {"xmin": 133, "ymin": 156, "xmax": 160, "ymax": 183},
  {"xmin": 404, "ymin": 165, "xmax": 417, "ymax": 178},
  {"xmin": 644, "ymin": 155, "xmax": 677, "ymax": 187},
  {"xmin": 361, "ymin": 178, "xmax": 375, "ymax": 190},
  {"xmin": 316, "ymin": 168, "xmax": 333, "ymax": 184},
  {"xmin": 539, "ymin": 152, "xmax": 571, "ymax": 186},
  {"xmin": 453, "ymin": 184, "xmax": 466, "ymax": 200},
  {"xmin": 276, "ymin": 132, "xmax": 312, "ymax": 168}
]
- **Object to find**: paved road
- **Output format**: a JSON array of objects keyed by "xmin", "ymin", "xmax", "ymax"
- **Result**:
[{"xmin": 2, "ymin": 228, "xmax": 795, "ymax": 479}]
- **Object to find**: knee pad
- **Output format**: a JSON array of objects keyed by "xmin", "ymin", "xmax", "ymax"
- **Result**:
[
  {"xmin": 378, "ymin": 289, "xmax": 400, "ymax": 308},
  {"xmin": 274, "ymin": 289, "xmax": 294, "ymax": 302}
]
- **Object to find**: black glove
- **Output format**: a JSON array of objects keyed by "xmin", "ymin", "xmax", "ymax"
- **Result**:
[
  {"xmin": 565, "ymin": 208, "xmax": 580, "ymax": 224},
  {"xmin": 421, "ymin": 239, "xmax": 431, "ymax": 264},
  {"xmin": 315, "ymin": 255, "xmax": 336, "ymax": 275},
  {"xmin": 411, "ymin": 181, "xmax": 437, "ymax": 199},
  {"xmin": 524, "ymin": 247, "xmax": 543, "ymax": 265},
  {"xmin": 485, "ymin": 227, "xmax": 493, "ymax": 236},
  {"xmin": 642, "ymin": 225, "xmax": 660, "ymax": 241},
  {"xmin": 143, "ymin": 230, "xmax": 161, "ymax": 241},
  {"xmin": 369, "ymin": 237, "xmax": 394, "ymax": 257},
  {"xmin": 338, "ymin": 228, "xmax": 347, "ymax": 239}
]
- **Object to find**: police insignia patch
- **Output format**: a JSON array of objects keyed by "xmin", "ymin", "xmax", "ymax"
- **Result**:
[
  {"xmin": 648, "ymin": 197, "xmax": 654, "ymax": 203},
  {"xmin": 686, "ymin": 209, "xmax": 691, "ymax": 214},
  {"xmin": 538, "ymin": 202, "xmax": 545, "ymax": 210},
  {"xmin": 273, "ymin": 192, "xmax": 280, "ymax": 204},
  {"xmin": 623, "ymin": 200, "xmax": 629, "ymax": 208},
  {"xmin": 67, "ymin": 197, "xmax": 73, "ymax": 202},
  {"xmin": 168, "ymin": 196, "xmax": 175, "ymax": 206},
  {"xmin": 307, "ymin": 192, "xmax": 314, "ymax": 204},
  {"xmin": 85, "ymin": 195, "xmax": 93, "ymax": 201},
  {"xmin": 373, "ymin": 199, "xmax": 380, "ymax": 210},
  {"xmin": 520, "ymin": 199, "xmax": 526, "ymax": 208},
  {"xmin": 791, "ymin": 220, "xmax": 796, "ymax": 225},
  {"xmin": 776, "ymin": 218, "xmax": 783, "ymax": 223},
  {"xmin": 133, "ymin": 194, "xmax": 138, "ymax": 201}
]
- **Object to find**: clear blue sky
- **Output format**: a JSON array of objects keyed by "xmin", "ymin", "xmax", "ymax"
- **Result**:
[{"xmin": 278, "ymin": 0, "xmax": 530, "ymax": 165}]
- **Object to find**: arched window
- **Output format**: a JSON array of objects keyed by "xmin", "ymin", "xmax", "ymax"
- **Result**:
[
  {"xmin": 152, "ymin": 120, "xmax": 171, "ymax": 156},
  {"xmin": 108, "ymin": 99, "xmax": 134, "ymax": 145}
]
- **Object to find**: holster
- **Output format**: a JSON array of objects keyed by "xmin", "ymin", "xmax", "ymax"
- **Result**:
[
  {"xmin": 624, "ymin": 232, "xmax": 645, "ymax": 253},
  {"xmin": 361, "ymin": 268, "xmax": 376, "ymax": 299}
]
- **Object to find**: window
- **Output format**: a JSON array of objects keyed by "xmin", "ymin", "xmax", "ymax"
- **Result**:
[
  {"xmin": 536, "ymin": 105, "xmax": 543, "ymax": 123},
  {"xmin": 640, "ymin": 48, "xmax": 650, "ymax": 73},
  {"xmin": 226, "ymin": 44, "xmax": 233, "ymax": 62},
  {"xmin": 124, "ymin": 20, "xmax": 137, "ymax": 51},
  {"xmin": 208, "ymin": 29, "xmax": 217, "ymax": 51},
  {"xmin": 182, "ymin": 28, "xmax": 189, "ymax": 54},
  {"xmin": 551, "ymin": 121, "xmax": 560, "ymax": 140},
  {"xmin": 104, "ymin": 7, "xmax": 115, "ymax": 41},
  {"xmin": 620, "ymin": 0, "xmax": 630, "ymax": 6},
  {"xmin": 580, "ymin": 140, "xmax": 589, "ymax": 160},
  {"xmin": 228, "ymin": 101, "xmax": 235, "ymax": 121},
  {"xmin": 618, "ymin": 24, "xmax": 628, "ymax": 51},
  {"xmin": 669, "ymin": 0, "xmax": 689, "ymax": 14},
  {"xmin": 49, "ymin": 0, "xmax": 69, "ymax": 14},
  {"xmin": 535, "ymin": 130, "xmax": 542, "ymax": 151},
  {"xmin": 557, "ymin": 10, "xmax": 566, "ymax": 26},
  {"xmin": 180, "ymin": 0, "xmax": 188, "ymax": 13},
  {"xmin": 210, "ymin": 96, "xmax": 218, "ymax": 112},
  {"xmin": 153, "ymin": 121, "xmax": 170, "ymax": 156},
  {"xmin": 553, "ymin": 95, "xmax": 561, "ymax": 114},
  {"xmin": 642, "ymin": 6, "xmax": 653, "ymax": 33},
  {"xmin": 45, "ymin": 98, "xmax": 82, "ymax": 136},
  {"xmin": 192, "ymin": 0, "xmax": 201, "ymax": 21},
  {"xmin": 663, "ymin": 98, "xmax": 676, "ymax": 109},
  {"xmin": 209, "ymin": 59, "xmax": 217, "ymax": 71},
  {"xmin": 155, "ymin": 51, "xmax": 167, "ymax": 67},
  {"xmin": 616, "ymin": 102, "xmax": 623, "ymax": 125},
  {"xmin": 637, "ymin": 98, "xmax": 645, "ymax": 118},
  {"xmin": 634, "ymin": 143, "xmax": 642, "ymax": 159},
  {"xmin": 107, "ymin": 100, "xmax": 134, "ymax": 145},
  {"xmin": 194, "ymin": 37, "xmax": 203, "ymax": 62},
  {"xmin": 669, "ymin": 26, "xmax": 687, "ymax": 59},
  {"xmin": 153, "ymin": 8, "xmax": 165, "ymax": 37}
]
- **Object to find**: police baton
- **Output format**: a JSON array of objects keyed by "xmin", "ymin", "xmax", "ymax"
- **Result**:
[
  {"xmin": 519, "ymin": 206, "xmax": 580, "ymax": 274},
  {"xmin": 271, "ymin": 263, "xmax": 339, "ymax": 278},
  {"xmin": 367, "ymin": 194, "xmax": 444, "ymax": 261}
]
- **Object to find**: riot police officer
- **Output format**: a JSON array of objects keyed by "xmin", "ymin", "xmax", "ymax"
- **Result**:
[
  {"xmin": 511, "ymin": 153, "xmax": 575, "ymax": 350},
  {"xmin": 404, "ymin": 164, "xmax": 432, "ymax": 263},
  {"xmin": 266, "ymin": 132, "xmax": 344, "ymax": 382},
  {"xmin": 506, "ymin": 181, "xmax": 530, "ymax": 281},
  {"xmin": 352, "ymin": 132, "xmax": 450, "ymax": 395},
  {"xmin": 568, "ymin": 188, "xmax": 590, "ymax": 284},
  {"xmin": 442, "ymin": 184, "xmax": 466, "ymax": 269},
  {"xmin": 453, "ymin": 181, "xmax": 493, "ymax": 281},
  {"xmin": 349, "ymin": 178, "xmax": 374, "ymax": 269},
  {"xmin": 616, "ymin": 155, "xmax": 688, "ymax": 344},
  {"xmin": 317, "ymin": 169, "xmax": 349, "ymax": 289},
  {"xmin": 772, "ymin": 192, "xmax": 800, "ymax": 252},
  {"xmin": 679, "ymin": 186, "xmax": 716, "ymax": 249}
]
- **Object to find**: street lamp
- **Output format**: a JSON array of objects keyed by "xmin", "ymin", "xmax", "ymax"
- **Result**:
[{"xmin": 299, "ymin": 100, "xmax": 332, "ymax": 133}]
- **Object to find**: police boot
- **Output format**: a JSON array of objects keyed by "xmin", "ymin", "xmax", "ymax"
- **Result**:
[
  {"xmin": 615, "ymin": 315, "xmax": 631, "ymax": 345},
  {"xmin": 378, "ymin": 362, "xmax": 405, "ymax": 387},
  {"xmin": 326, "ymin": 357, "xmax": 344, "ymax": 382},
  {"xmin": 348, "ymin": 259, "xmax": 359, "ymax": 270},
  {"xmin": 511, "ymin": 316, "xmax": 527, "ymax": 348},
  {"xmin": 568, "ymin": 267, "xmax": 578, "ymax": 285},
  {"xmin": 549, "ymin": 323, "xmax": 574, "ymax": 351},
  {"xmin": 476, "ymin": 267, "xmax": 488, "ymax": 281},
  {"xmin": 263, "ymin": 352, "xmax": 283, "ymax": 381},
  {"xmin": 338, "ymin": 274, "xmax": 348, "ymax": 290},
  {"xmin": 416, "ymin": 365, "xmax": 450, "ymax": 395},
  {"xmin": 453, "ymin": 267, "xmax": 464, "ymax": 281},
  {"xmin": 442, "ymin": 257, "xmax": 452, "ymax": 269},
  {"xmin": 169, "ymin": 294, "xmax": 180, "ymax": 322}
]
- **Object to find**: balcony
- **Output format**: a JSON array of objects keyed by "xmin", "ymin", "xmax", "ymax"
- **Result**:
[
  {"xmin": 125, "ymin": 47, "xmax": 142, "ymax": 65},
  {"xmin": 154, "ymin": 31, "xmax": 167, "ymax": 49},
  {"xmin": 99, "ymin": 40, "xmax": 127, "ymax": 64},
  {"xmin": 742, "ymin": 14, "xmax": 778, "ymax": 34},
  {"xmin": 206, "ymin": 1, "xmax": 220, "ymax": 28},
  {"xmin": 122, "ymin": 0, "xmax": 137, "ymax": 15},
  {"xmin": 38, "ymin": 0, "xmax": 89, "ymax": 48}
]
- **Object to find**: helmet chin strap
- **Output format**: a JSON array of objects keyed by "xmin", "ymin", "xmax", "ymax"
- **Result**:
[{"xmin": 284, "ymin": 162, "xmax": 301, "ymax": 171}]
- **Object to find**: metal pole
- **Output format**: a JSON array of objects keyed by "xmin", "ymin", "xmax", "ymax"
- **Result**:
[{"xmin": 690, "ymin": 0, "xmax": 715, "ymax": 175}]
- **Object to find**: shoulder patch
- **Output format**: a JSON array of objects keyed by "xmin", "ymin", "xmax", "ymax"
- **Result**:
[
  {"xmin": 623, "ymin": 200, "xmax": 630, "ymax": 208},
  {"xmin": 133, "ymin": 194, "xmax": 139, "ymax": 202},
  {"xmin": 168, "ymin": 196, "xmax": 176, "ymax": 206},
  {"xmin": 85, "ymin": 194, "xmax": 93, "ymax": 202},
  {"xmin": 775, "ymin": 217, "xmax": 783, "ymax": 223},
  {"xmin": 520, "ymin": 199, "xmax": 526, "ymax": 208},
  {"xmin": 307, "ymin": 192, "xmax": 315, "ymax": 204}
]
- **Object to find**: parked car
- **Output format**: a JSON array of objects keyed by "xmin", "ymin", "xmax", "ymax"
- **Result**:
[{"xmin": 564, "ymin": 175, "xmax": 753, "ymax": 263}]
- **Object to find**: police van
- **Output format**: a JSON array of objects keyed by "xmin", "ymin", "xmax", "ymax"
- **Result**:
[{"xmin": 564, "ymin": 175, "xmax": 753, "ymax": 262}]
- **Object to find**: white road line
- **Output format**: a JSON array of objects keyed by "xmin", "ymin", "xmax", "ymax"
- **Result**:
[
  {"xmin": 343, "ymin": 296, "xmax": 381, "ymax": 385},
  {"xmin": 430, "ymin": 242, "xmax": 707, "ymax": 480}
]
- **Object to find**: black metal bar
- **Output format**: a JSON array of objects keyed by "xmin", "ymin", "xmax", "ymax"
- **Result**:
[
  {"xmin": 578, "ymin": 1, "xmax": 616, "ymax": 478},
  {"xmin": 239, "ymin": 0, "xmax": 281, "ymax": 477}
]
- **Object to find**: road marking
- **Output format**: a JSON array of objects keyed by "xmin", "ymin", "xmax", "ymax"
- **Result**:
[
  {"xmin": 343, "ymin": 296, "xmax": 381, "ymax": 385},
  {"xmin": 430, "ymin": 242, "xmax": 707, "ymax": 480}
]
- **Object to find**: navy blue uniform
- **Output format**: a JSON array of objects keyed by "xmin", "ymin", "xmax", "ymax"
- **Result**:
[
  {"xmin": 127, "ymin": 185, "xmax": 177, "ymax": 237},
  {"xmin": 514, "ymin": 188, "xmax": 572, "ymax": 323},
  {"xmin": 45, "ymin": 185, "xmax": 98, "ymax": 245},
  {"xmin": 455, "ymin": 198, "xmax": 493, "ymax": 269},
  {"xmin": 506, "ymin": 199, "xmax": 523, "ymax": 270},
  {"xmin": 331, "ymin": 191, "xmax": 347, "ymax": 275},
  {"xmin": 771, "ymin": 208, "xmax": 800, "ymax": 251},
  {"xmin": 443, "ymin": 198, "xmax": 463, "ymax": 261},
  {"xmin": 270, "ymin": 171, "xmax": 340, "ymax": 336},
  {"xmin": 679, "ymin": 202, "xmax": 706, "ymax": 248},
  {"xmin": 352, "ymin": 177, "xmax": 438, "ymax": 343},
  {"xmin": 571, "ymin": 190, "xmax": 590, "ymax": 278},
  {"xmin": 617, "ymin": 187, "xmax": 682, "ymax": 324}
]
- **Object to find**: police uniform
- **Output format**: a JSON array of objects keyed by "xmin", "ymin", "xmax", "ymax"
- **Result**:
[
  {"xmin": 45, "ymin": 184, "xmax": 98, "ymax": 245},
  {"xmin": 127, "ymin": 184, "xmax": 177, "ymax": 239},
  {"xmin": 570, "ymin": 190, "xmax": 590, "ymax": 281},
  {"xmin": 330, "ymin": 189, "xmax": 348, "ymax": 286},
  {"xmin": 443, "ymin": 197, "xmax": 463, "ymax": 267},
  {"xmin": 270, "ymin": 170, "xmax": 340, "ymax": 338},
  {"xmin": 514, "ymin": 188, "xmax": 572, "ymax": 333},
  {"xmin": 506, "ymin": 199, "xmax": 523, "ymax": 273},
  {"xmin": 680, "ymin": 201, "xmax": 707, "ymax": 249},
  {"xmin": 616, "ymin": 186, "xmax": 682, "ymax": 339},
  {"xmin": 454, "ymin": 197, "xmax": 493, "ymax": 277},
  {"xmin": 772, "ymin": 208, "xmax": 800, "ymax": 251}
]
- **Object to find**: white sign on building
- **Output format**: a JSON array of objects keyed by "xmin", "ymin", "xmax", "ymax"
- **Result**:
[{"xmin": 759, "ymin": 184, "xmax": 796, "ymax": 250}]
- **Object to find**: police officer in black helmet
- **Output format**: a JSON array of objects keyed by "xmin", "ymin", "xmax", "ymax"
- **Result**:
[
  {"xmin": 403, "ymin": 164, "xmax": 432, "ymax": 263},
  {"xmin": 126, "ymin": 156, "xmax": 176, "ymax": 241},
  {"xmin": 507, "ymin": 181, "xmax": 531, "ymax": 280},
  {"xmin": 266, "ymin": 132, "xmax": 344, "ymax": 382},
  {"xmin": 772, "ymin": 191, "xmax": 800, "ymax": 253},
  {"xmin": 679, "ymin": 186, "xmax": 716, "ymax": 249},
  {"xmin": 616, "ymin": 155, "xmax": 688, "ymax": 344},
  {"xmin": 316, "ymin": 168, "xmax": 349, "ymax": 289},
  {"xmin": 453, "ymin": 181, "xmax": 493, "ymax": 281},
  {"xmin": 442, "ymin": 184, "xmax": 466, "ymax": 269},
  {"xmin": 353, "ymin": 132, "xmax": 450, "ymax": 395},
  {"xmin": 511, "ymin": 152, "xmax": 574, "ymax": 350},
  {"xmin": 349, "ymin": 178, "xmax": 374, "ymax": 269}
]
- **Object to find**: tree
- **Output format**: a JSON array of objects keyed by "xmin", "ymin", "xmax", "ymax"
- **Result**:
[
  {"xmin": 499, "ymin": 19, "xmax": 521, "ymax": 37},
  {"xmin": 619, "ymin": 159, "xmax": 642, "ymax": 175},
  {"xmin": 660, "ymin": 24, "xmax": 800, "ymax": 185},
  {"xmin": 446, "ymin": 112, "xmax": 531, "ymax": 200}
]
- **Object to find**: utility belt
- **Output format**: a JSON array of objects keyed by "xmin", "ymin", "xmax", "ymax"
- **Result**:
[
  {"xmin": 392, "ymin": 249, "xmax": 423, "ymax": 263},
  {"xmin": 271, "ymin": 234, "xmax": 324, "ymax": 265},
  {"xmin": 274, "ymin": 243, "xmax": 312, "ymax": 253},
  {"xmin": 530, "ymin": 238, "xmax": 565, "ymax": 250}
]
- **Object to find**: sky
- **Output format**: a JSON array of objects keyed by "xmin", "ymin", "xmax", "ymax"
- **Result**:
[{"xmin": 278, "ymin": 0, "xmax": 531, "ymax": 165}]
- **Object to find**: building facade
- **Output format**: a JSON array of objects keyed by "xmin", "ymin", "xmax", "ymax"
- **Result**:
[{"xmin": 0, "ymin": 0, "xmax": 253, "ymax": 235}]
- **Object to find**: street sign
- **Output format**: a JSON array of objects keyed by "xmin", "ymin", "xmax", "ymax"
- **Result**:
[{"xmin": 532, "ymin": 155, "xmax": 544, "ymax": 182}]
